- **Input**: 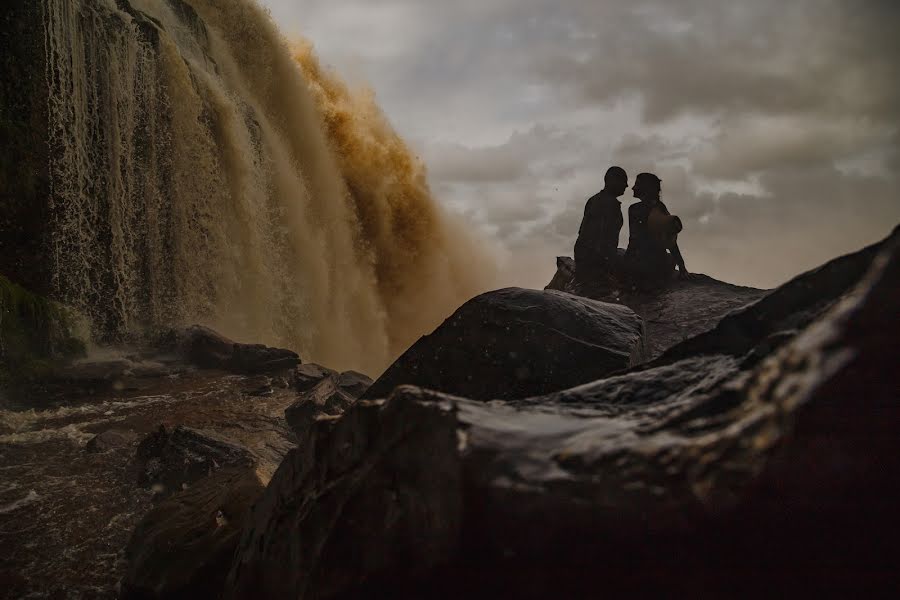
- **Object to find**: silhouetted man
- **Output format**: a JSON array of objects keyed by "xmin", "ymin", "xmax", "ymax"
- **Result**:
[
  {"xmin": 574, "ymin": 166, "xmax": 628, "ymax": 278},
  {"xmin": 626, "ymin": 173, "xmax": 688, "ymax": 282}
]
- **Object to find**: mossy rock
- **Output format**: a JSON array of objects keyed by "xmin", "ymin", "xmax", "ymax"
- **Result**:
[{"xmin": 0, "ymin": 274, "xmax": 86, "ymax": 383}]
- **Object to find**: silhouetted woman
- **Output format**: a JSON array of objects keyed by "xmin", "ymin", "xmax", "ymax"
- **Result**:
[{"xmin": 625, "ymin": 173, "xmax": 688, "ymax": 283}]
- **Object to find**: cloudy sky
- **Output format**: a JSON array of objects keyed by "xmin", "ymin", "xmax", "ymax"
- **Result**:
[{"xmin": 260, "ymin": 0, "xmax": 899, "ymax": 289}]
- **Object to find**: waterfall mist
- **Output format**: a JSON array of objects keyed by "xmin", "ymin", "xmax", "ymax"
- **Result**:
[{"xmin": 42, "ymin": 0, "xmax": 496, "ymax": 375}]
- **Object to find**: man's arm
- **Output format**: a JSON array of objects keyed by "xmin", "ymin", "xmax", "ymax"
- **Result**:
[{"xmin": 596, "ymin": 201, "xmax": 620, "ymax": 260}]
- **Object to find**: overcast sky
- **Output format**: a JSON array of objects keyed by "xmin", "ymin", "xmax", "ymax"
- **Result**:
[{"xmin": 260, "ymin": 0, "xmax": 899, "ymax": 289}]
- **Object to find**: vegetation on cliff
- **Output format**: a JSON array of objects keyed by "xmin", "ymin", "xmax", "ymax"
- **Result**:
[{"xmin": 0, "ymin": 275, "xmax": 85, "ymax": 382}]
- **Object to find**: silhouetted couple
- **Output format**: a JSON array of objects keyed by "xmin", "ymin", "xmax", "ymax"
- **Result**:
[{"xmin": 574, "ymin": 166, "xmax": 688, "ymax": 287}]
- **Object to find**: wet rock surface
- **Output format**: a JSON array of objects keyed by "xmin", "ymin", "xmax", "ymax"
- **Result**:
[
  {"xmin": 135, "ymin": 425, "xmax": 257, "ymax": 498},
  {"xmin": 227, "ymin": 395, "xmax": 462, "ymax": 600},
  {"xmin": 86, "ymin": 428, "xmax": 140, "ymax": 453},
  {"xmin": 176, "ymin": 325, "xmax": 301, "ymax": 374},
  {"xmin": 364, "ymin": 287, "xmax": 645, "ymax": 401},
  {"xmin": 335, "ymin": 370, "xmax": 373, "ymax": 398},
  {"xmin": 646, "ymin": 232, "xmax": 891, "ymax": 366},
  {"xmin": 121, "ymin": 468, "xmax": 266, "ymax": 600},
  {"xmin": 547, "ymin": 257, "xmax": 766, "ymax": 359},
  {"xmin": 223, "ymin": 232, "xmax": 899, "ymax": 599},
  {"xmin": 291, "ymin": 363, "xmax": 338, "ymax": 392},
  {"xmin": 285, "ymin": 378, "xmax": 355, "ymax": 441}
]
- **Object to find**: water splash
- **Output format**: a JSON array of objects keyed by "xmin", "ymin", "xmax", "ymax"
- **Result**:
[{"xmin": 42, "ymin": 0, "xmax": 495, "ymax": 375}]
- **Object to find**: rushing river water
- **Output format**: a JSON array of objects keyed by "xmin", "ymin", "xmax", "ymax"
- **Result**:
[{"xmin": 0, "ymin": 354, "xmax": 297, "ymax": 598}]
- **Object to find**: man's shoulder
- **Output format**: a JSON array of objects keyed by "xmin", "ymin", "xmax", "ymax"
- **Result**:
[{"xmin": 595, "ymin": 190, "xmax": 620, "ymax": 206}]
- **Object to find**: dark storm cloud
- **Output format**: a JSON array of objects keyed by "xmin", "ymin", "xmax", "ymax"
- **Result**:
[
  {"xmin": 263, "ymin": 0, "xmax": 900, "ymax": 288},
  {"xmin": 533, "ymin": 0, "xmax": 900, "ymax": 123}
]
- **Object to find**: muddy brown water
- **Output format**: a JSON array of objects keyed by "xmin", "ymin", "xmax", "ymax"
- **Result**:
[{"xmin": 0, "ymin": 359, "xmax": 298, "ymax": 599}]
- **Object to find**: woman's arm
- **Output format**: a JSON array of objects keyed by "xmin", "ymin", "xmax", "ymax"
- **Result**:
[{"xmin": 671, "ymin": 241, "xmax": 688, "ymax": 275}]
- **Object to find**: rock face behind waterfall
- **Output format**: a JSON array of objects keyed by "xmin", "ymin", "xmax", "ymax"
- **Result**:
[
  {"xmin": 0, "ymin": 0, "xmax": 52, "ymax": 294},
  {"xmin": 363, "ymin": 287, "xmax": 645, "ymax": 401},
  {"xmin": 224, "ymin": 230, "xmax": 899, "ymax": 599}
]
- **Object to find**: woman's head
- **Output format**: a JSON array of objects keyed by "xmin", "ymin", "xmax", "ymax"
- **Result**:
[{"xmin": 632, "ymin": 172, "xmax": 662, "ymax": 202}]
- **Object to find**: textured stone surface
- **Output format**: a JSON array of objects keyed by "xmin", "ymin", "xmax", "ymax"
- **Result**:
[
  {"xmin": 122, "ymin": 468, "xmax": 265, "ymax": 600},
  {"xmin": 364, "ymin": 287, "xmax": 645, "ymax": 401},
  {"xmin": 177, "ymin": 325, "xmax": 300, "ymax": 374},
  {"xmin": 284, "ymin": 377, "xmax": 356, "ymax": 442},
  {"xmin": 135, "ymin": 425, "xmax": 257, "ymax": 498},
  {"xmin": 226, "ymin": 395, "xmax": 462, "ymax": 600},
  {"xmin": 223, "ymin": 232, "xmax": 899, "ymax": 599},
  {"xmin": 292, "ymin": 363, "xmax": 338, "ymax": 392},
  {"xmin": 547, "ymin": 257, "xmax": 765, "ymax": 359},
  {"xmin": 335, "ymin": 370, "xmax": 373, "ymax": 398},
  {"xmin": 85, "ymin": 429, "xmax": 139, "ymax": 453}
]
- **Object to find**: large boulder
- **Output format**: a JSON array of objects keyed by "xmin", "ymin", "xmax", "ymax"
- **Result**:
[
  {"xmin": 284, "ymin": 378, "xmax": 356, "ymax": 443},
  {"xmin": 85, "ymin": 428, "xmax": 139, "ymax": 453},
  {"xmin": 433, "ymin": 231, "xmax": 900, "ymax": 597},
  {"xmin": 223, "ymin": 232, "xmax": 899, "ymax": 598},
  {"xmin": 177, "ymin": 325, "xmax": 300, "ymax": 374},
  {"xmin": 547, "ymin": 230, "xmax": 894, "ymax": 362},
  {"xmin": 135, "ymin": 425, "xmax": 256, "ymax": 498},
  {"xmin": 364, "ymin": 287, "xmax": 645, "ymax": 401},
  {"xmin": 291, "ymin": 363, "xmax": 338, "ymax": 392},
  {"xmin": 647, "ymin": 230, "xmax": 894, "ymax": 366},
  {"xmin": 285, "ymin": 369, "xmax": 373, "ymax": 437},
  {"xmin": 335, "ymin": 370, "xmax": 373, "ymax": 398},
  {"xmin": 547, "ymin": 257, "xmax": 766, "ymax": 358},
  {"xmin": 226, "ymin": 395, "xmax": 462, "ymax": 600},
  {"xmin": 121, "ymin": 468, "xmax": 265, "ymax": 600}
]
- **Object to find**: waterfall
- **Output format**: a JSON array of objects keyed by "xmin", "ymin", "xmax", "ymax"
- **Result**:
[{"xmin": 41, "ymin": 0, "xmax": 495, "ymax": 375}]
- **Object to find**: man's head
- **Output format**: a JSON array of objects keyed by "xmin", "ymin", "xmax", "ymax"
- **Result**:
[
  {"xmin": 604, "ymin": 166, "xmax": 628, "ymax": 197},
  {"xmin": 633, "ymin": 172, "xmax": 662, "ymax": 203}
]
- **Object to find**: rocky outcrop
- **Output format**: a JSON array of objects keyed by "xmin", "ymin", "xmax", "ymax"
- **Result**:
[
  {"xmin": 292, "ymin": 363, "xmax": 338, "ymax": 392},
  {"xmin": 335, "ymin": 370, "xmax": 373, "ymax": 398},
  {"xmin": 647, "ymin": 230, "xmax": 895, "ymax": 366},
  {"xmin": 226, "ymin": 395, "xmax": 462, "ymax": 600},
  {"xmin": 364, "ymin": 287, "xmax": 645, "ymax": 401},
  {"xmin": 122, "ymin": 468, "xmax": 265, "ymax": 600},
  {"xmin": 224, "ymin": 232, "xmax": 899, "ymax": 599},
  {"xmin": 284, "ymin": 369, "xmax": 372, "ymax": 442},
  {"xmin": 135, "ymin": 425, "xmax": 257, "ymax": 498},
  {"xmin": 85, "ymin": 429, "xmax": 139, "ymax": 453},
  {"xmin": 546, "ymin": 257, "xmax": 766, "ymax": 358},
  {"xmin": 176, "ymin": 325, "xmax": 300, "ymax": 374}
]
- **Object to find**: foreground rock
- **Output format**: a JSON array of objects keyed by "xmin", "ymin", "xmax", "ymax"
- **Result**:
[
  {"xmin": 122, "ymin": 469, "xmax": 265, "ymax": 600},
  {"xmin": 647, "ymin": 232, "xmax": 893, "ymax": 367},
  {"xmin": 176, "ymin": 325, "xmax": 300, "ymax": 374},
  {"xmin": 226, "ymin": 232, "xmax": 899, "ymax": 598},
  {"xmin": 227, "ymin": 396, "xmax": 461, "ymax": 599},
  {"xmin": 135, "ymin": 425, "xmax": 257, "ymax": 498},
  {"xmin": 291, "ymin": 363, "xmax": 338, "ymax": 392},
  {"xmin": 121, "ymin": 383, "xmax": 299, "ymax": 599},
  {"xmin": 284, "ymin": 369, "xmax": 372, "ymax": 441},
  {"xmin": 364, "ymin": 287, "xmax": 645, "ymax": 401}
]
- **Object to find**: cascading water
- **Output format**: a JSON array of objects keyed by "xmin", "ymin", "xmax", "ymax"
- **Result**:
[{"xmin": 41, "ymin": 0, "xmax": 495, "ymax": 375}]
